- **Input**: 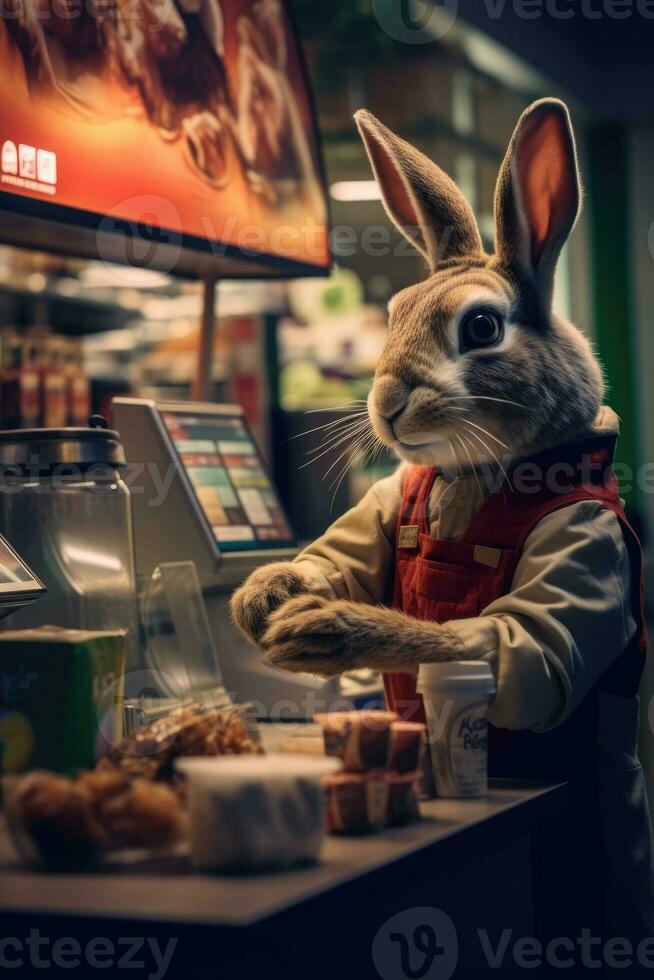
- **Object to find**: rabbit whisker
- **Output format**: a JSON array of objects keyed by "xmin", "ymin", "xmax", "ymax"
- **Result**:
[
  {"xmin": 329, "ymin": 432, "xmax": 378, "ymax": 513},
  {"xmin": 303, "ymin": 417, "xmax": 371, "ymax": 456},
  {"xmin": 460, "ymin": 422, "xmax": 511, "ymax": 489},
  {"xmin": 328, "ymin": 433, "xmax": 375, "ymax": 491},
  {"xmin": 307, "ymin": 423, "xmax": 372, "ymax": 457},
  {"xmin": 289, "ymin": 411, "xmax": 369, "ymax": 442},
  {"xmin": 448, "ymin": 395, "xmax": 527, "ymax": 410},
  {"xmin": 301, "ymin": 420, "xmax": 372, "ymax": 466},
  {"xmin": 459, "ymin": 417, "xmax": 510, "ymax": 451},
  {"xmin": 454, "ymin": 431, "xmax": 485, "ymax": 499},
  {"xmin": 303, "ymin": 401, "xmax": 368, "ymax": 415},
  {"xmin": 444, "ymin": 435, "xmax": 462, "ymax": 480},
  {"xmin": 322, "ymin": 427, "xmax": 373, "ymax": 481}
]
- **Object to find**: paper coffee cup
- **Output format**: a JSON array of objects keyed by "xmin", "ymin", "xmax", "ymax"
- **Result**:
[{"xmin": 417, "ymin": 662, "xmax": 495, "ymax": 798}]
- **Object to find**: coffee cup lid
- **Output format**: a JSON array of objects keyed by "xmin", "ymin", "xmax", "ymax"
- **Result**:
[{"xmin": 416, "ymin": 660, "xmax": 496, "ymax": 695}]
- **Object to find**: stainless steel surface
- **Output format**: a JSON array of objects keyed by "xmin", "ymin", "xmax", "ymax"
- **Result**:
[
  {"xmin": 0, "ymin": 427, "xmax": 139, "ymax": 666},
  {"xmin": 0, "ymin": 427, "xmax": 126, "ymax": 469}
]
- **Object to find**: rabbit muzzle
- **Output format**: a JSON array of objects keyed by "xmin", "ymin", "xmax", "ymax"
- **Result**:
[{"xmin": 369, "ymin": 375, "xmax": 456, "ymax": 461}]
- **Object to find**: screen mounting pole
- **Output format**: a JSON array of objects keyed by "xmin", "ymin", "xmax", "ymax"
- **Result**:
[{"xmin": 192, "ymin": 274, "xmax": 218, "ymax": 402}]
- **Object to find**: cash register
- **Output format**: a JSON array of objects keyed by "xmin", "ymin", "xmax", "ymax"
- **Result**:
[{"xmin": 112, "ymin": 398, "xmax": 381, "ymax": 718}]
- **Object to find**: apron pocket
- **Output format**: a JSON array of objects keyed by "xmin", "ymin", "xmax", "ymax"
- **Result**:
[{"xmin": 415, "ymin": 556, "xmax": 484, "ymax": 619}]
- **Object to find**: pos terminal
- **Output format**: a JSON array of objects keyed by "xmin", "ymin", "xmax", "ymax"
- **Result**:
[{"xmin": 112, "ymin": 398, "xmax": 380, "ymax": 718}]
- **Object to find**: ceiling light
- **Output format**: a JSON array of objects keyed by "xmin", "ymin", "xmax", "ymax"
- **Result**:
[{"xmin": 330, "ymin": 181, "xmax": 382, "ymax": 202}]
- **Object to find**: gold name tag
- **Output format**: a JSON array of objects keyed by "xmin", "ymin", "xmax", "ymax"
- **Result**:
[
  {"xmin": 474, "ymin": 545, "xmax": 502, "ymax": 569},
  {"xmin": 398, "ymin": 525, "xmax": 419, "ymax": 549}
]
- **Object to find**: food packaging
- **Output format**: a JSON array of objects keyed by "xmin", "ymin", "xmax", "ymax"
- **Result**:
[
  {"xmin": 386, "ymin": 772, "xmax": 421, "ymax": 826},
  {"xmin": 107, "ymin": 702, "xmax": 261, "ymax": 783},
  {"xmin": 176, "ymin": 754, "xmax": 341, "ymax": 872},
  {"xmin": 324, "ymin": 770, "xmax": 389, "ymax": 834},
  {"xmin": 389, "ymin": 721, "xmax": 426, "ymax": 774},
  {"xmin": 417, "ymin": 661, "xmax": 496, "ymax": 798},
  {"xmin": 314, "ymin": 710, "xmax": 398, "ymax": 772},
  {"xmin": 0, "ymin": 628, "xmax": 125, "ymax": 775}
]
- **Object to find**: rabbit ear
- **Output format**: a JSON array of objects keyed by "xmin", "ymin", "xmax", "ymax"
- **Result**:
[
  {"xmin": 354, "ymin": 109, "xmax": 483, "ymax": 269},
  {"xmin": 494, "ymin": 99, "xmax": 580, "ymax": 302}
]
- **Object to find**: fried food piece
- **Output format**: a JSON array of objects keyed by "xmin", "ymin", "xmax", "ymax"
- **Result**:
[
  {"xmin": 77, "ymin": 766, "xmax": 131, "ymax": 801},
  {"xmin": 3, "ymin": 771, "xmax": 103, "ymax": 866},
  {"xmin": 4, "ymin": 768, "xmax": 187, "ymax": 866},
  {"xmin": 2, "ymin": 705, "xmax": 260, "ymax": 867},
  {"xmin": 96, "ymin": 779, "xmax": 187, "ymax": 849}
]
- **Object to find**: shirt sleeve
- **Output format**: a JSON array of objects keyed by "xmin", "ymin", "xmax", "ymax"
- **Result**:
[
  {"xmin": 446, "ymin": 501, "xmax": 637, "ymax": 733},
  {"xmin": 292, "ymin": 464, "xmax": 406, "ymax": 606}
]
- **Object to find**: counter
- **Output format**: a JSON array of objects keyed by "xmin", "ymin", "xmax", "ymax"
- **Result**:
[{"xmin": 0, "ymin": 780, "xmax": 566, "ymax": 979}]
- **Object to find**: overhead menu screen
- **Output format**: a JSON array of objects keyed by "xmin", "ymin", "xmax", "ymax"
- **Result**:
[
  {"xmin": 0, "ymin": 0, "xmax": 330, "ymax": 272},
  {"xmin": 162, "ymin": 410, "xmax": 294, "ymax": 552}
]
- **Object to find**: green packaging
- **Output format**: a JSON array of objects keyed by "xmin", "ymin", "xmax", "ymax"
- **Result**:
[{"xmin": 0, "ymin": 627, "xmax": 125, "ymax": 775}]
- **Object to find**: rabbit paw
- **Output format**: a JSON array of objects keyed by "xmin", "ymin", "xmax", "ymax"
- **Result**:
[
  {"xmin": 262, "ymin": 595, "xmax": 464, "ymax": 678},
  {"xmin": 262, "ymin": 595, "xmax": 370, "ymax": 676},
  {"xmin": 230, "ymin": 563, "xmax": 309, "ymax": 646}
]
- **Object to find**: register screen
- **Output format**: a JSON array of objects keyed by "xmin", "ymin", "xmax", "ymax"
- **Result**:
[{"xmin": 162, "ymin": 410, "xmax": 294, "ymax": 552}]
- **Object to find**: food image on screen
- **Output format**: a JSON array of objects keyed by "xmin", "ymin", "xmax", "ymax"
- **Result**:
[
  {"xmin": 0, "ymin": 0, "xmax": 329, "ymax": 268},
  {"xmin": 163, "ymin": 411, "xmax": 294, "ymax": 551}
]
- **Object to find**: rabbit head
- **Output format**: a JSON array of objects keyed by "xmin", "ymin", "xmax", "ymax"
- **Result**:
[{"xmin": 355, "ymin": 99, "xmax": 604, "ymax": 471}]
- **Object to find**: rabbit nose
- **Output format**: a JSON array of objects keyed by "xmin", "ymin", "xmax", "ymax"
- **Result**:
[{"xmin": 374, "ymin": 376, "xmax": 410, "ymax": 421}]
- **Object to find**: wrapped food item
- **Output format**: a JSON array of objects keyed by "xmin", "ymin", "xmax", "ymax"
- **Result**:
[
  {"xmin": 324, "ymin": 770, "xmax": 389, "ymax": 834},
  {"xmin": 315, "ymin": 710, "xmax": 398, "ymax": 772},
  {"xmin": 3, "ymin": 768, "xmax": 186, "ymax": 868},
  {"xmin": 176, "ymin": 754, "xmax": 340, "ymax": 872},
  {"xmin": 389, "ymin": 722, "xmax": 427, "ymax": 774},
  {"xmin": 107, "ymin": 703, "xmax": 262, "ymax": 782},
  {"xmin": 386, "ymin": 772, "xmax": 421, "ymax": 827}
]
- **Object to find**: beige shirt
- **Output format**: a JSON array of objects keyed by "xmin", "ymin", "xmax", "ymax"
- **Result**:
[{"xmin": 293, "ymin": 407, "xmax": 637, "ymax": 733}]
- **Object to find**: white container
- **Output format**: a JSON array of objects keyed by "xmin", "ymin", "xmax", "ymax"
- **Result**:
[
  {"xmin": 176, "ymin": 754, "xmax": 341, "ymax": 872},
  {"xmin": 417, "ymin": 661, "xmax": 496, "ymax": 799}
]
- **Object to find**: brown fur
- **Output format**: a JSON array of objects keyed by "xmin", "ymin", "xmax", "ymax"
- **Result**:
[
  {"xmin": 231, "ymin": 99, "xmax": 605, "ymax": 679},
  {"xmin": 262, "ymin": 595, "xmax": 464, "ymax": 677},
  {"xmin": 354, "ymin": 109, "xmax": 483, "ymax": 268},
  {"xmin": 230, "ymin": 562, "xmax": 308, "ymax": 645}
]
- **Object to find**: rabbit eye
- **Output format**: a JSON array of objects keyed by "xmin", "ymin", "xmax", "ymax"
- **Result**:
[{"xmin": 459, "ymin": 309, "xmax": 504, "ymax": 352}]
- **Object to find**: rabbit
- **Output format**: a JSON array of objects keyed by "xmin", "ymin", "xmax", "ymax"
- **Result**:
[
  {"xmin": 232, "ymin": 100, "xmax": 654, "ymax": 939},
  {"xmin": 230, "ymin": 97, "xmax": 607, "ymax": 678}
]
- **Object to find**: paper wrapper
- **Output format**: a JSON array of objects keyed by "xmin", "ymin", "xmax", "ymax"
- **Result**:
[
  {"xmin": 386, "ymin": 772, "xmax": 421, "ymax": 826},
  {"xmin": 324, "ymin": 770, "xmax": 389, "ymax": 834},
  {"xmin": 315, "ymin": 710, "xmax": 398, "ymax": 772}
]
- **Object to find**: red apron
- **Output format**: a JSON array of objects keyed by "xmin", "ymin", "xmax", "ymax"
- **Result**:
[
  {"xmin": 386, "ymin": 434, "xmax": 648, "ymax": 939},
  {"xmin": 387, "ymin": 433, "xmax": 646, "ymax": 732}
]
